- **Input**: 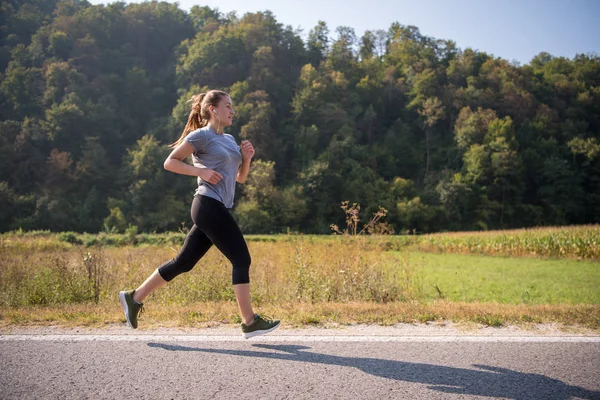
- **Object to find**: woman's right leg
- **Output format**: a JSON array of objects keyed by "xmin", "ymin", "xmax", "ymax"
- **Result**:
[
  {"xmin": 132, "ymin": 269, "xmax": 167, "ymax": 303},
  {"xmin": 120, "ymin": 199, "xmax": 213, "ymax": 328},
  {"xmin": 134, "ymin": 223, "xmax": 213, "ymax": 303}
]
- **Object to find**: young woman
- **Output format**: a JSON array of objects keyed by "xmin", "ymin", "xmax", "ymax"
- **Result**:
[{"xmin": 119, "ymin": 90, "xmax": 280, "ymax": 339}]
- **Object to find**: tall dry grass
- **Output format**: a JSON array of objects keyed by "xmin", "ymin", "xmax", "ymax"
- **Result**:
[{"xmin": 0, "ymin": 238, "xmax": 417, "ymax": 307}]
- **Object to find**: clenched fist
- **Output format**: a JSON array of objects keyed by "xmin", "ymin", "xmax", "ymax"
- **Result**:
[{"xmin": 241, "ymin": 140, "xmax": 255, "ymax": 160}]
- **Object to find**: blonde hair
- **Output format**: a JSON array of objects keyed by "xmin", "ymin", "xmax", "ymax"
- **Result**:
[{"xmin": 169, "ymin": 90, "xmax": 229, "ymax": 148}]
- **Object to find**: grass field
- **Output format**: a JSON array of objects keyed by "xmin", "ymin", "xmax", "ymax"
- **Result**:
[
  {"xmin": 1, "ymin": 226, "xmax": 599, "ymax": 330},
  {"xmin": 409, "ymin": 252, "xmax": 600, "ymax": 304}
]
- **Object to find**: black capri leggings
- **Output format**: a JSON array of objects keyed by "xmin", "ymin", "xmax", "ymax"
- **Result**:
[{"xmin": 158, "ymin": 195, "xmax": 251, "ymax": 285}]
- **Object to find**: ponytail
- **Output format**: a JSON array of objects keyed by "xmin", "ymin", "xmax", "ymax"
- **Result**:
[
  {"xmin": 169, "ymin": 93, "xmax": 208, "ymax": 148},
  {"xmin": 169, "ymin": 90, "xmax": 230, "ymax": 148}
]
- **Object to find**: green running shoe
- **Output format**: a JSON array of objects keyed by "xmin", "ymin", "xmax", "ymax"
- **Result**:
[
  {"xmin": 241, "ymin": 314, "xmax": 280, "ymax": 339},
  {"xmin": 119, "ymin": 289, "xmax": 143, "ymax": 329}
]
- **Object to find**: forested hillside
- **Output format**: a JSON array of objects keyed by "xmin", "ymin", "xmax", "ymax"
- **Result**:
[{"xmin": 1, "ymin": 0, "xmax": 599, "ymax": 233}]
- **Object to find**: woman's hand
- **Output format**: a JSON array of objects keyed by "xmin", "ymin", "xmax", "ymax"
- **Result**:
[
  {"xmin": 241, "ymin": 140, "xmax": 255, "ymax": 161},
  {"xmin": 198, "ymin": 168, "xmax": 223, "ymax": 184}
]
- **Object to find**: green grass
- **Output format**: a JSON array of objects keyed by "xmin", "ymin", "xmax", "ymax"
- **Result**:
[{"xmin": 405, "ymin": 251, "xmax": 600, "ymax": 304}]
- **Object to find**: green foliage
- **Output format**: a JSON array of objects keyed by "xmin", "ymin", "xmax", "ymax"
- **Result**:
[
  {"xmin": 0, "ymin": 1, "xmax": 599, "ymax": 233},
  {"xmin": 234, "ymin": 200, "xmax": 274, "ymax": 234},
  {"xmin": 58, "ymin": 231, "xmax": 82, "ymax": 244},
  {"xmin": 103, "ymin": 207, "xmax": 127, "ymax": 233}
]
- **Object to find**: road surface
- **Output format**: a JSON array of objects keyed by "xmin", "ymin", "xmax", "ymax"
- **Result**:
[{"xmin": 1, "ymin": 327, "xmax": 599, "ymax": 399}]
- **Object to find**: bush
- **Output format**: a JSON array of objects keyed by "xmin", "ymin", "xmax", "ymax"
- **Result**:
[{"xmin": 58, "ymin": 232, "xmax": 82, "ymax": 245}]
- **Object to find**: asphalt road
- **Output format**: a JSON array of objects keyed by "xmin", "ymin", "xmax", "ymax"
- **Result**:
[{"xmin": 1, "ymin": 333, "xmax": 599, "ymax": 399}]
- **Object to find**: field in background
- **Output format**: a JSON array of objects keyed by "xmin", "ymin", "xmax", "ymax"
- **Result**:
[
  {"xmin": 414, "ymin": 225, "xmax": 600, "ymax": 260},
  {"xmin": 1, "ymin": 225, "xmax": 599, "ymax": 329},
  {"xmin": 3, "ymin": 224, "xmax": 598, "ymax": 259}
]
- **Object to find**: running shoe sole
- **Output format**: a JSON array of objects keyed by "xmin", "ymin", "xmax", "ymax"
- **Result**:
[
  {"xmin": 119, "ymin": 291, "xmax": 134, "ymax": 329},
  {"xmin": 242, "ymin": 321, "xmax": 281, "ymax": 339}
]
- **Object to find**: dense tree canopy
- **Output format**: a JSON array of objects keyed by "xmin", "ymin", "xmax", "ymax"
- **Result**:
[{"xmin": 1, "ymin": 1, "xmax": 599, "ymax": 233}]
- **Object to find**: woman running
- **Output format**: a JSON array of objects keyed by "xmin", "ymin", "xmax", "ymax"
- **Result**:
[{"xmin": 119, "ymin": 90, "xmax": 280, "ymax": 339}]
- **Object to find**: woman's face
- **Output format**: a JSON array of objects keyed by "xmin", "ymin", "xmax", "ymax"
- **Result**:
[{"xmin": 211, "ymin": 95, "xmax": 235, "ymax": 127}]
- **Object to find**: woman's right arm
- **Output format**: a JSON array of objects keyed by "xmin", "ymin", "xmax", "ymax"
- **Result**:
[{"xmin": 163, "ymin": 142, "xmax": 222, "ymax": 184}]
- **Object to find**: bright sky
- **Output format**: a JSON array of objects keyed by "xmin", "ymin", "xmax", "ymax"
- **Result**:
[{"xmin": 88, "ymin": 0, "xmax": 600, "ymax": 65}]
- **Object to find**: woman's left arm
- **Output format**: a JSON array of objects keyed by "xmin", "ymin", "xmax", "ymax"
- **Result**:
[{"xmin": 236, "ymin": 140, "xmax": 254, "ymax": 183}]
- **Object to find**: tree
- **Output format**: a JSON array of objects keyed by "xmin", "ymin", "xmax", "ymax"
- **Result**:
[
  {"xmin": 239, "ymin": 90, "xmax": 278, "ymax": 162},
  {"xmin": 123, "ymin": 135, "xmax": 186, "ymax": 231},
  {"xmin": 326, "ymin": 26, "xmax": 357, "ymax": 76},
  {"xmin": 359, "ymin": 30, "xmax": 375, "ymax": 61},
  {"xmin": 418, "ymin": 96, "xmax": 446, "ymax": 176},
  {"xmin": 307, "ymin": 21, "xmax": 329, "ymax": 67},
  {"xmin": 1, "ymin": 1, "xmax": 599, "ymax": 233},
  {"xmin": 234, "ymin": 160, "xmax": 277, "ymax": 233}
]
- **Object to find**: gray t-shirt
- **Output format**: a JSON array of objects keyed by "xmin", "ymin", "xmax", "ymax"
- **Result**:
[{"xmin": 184, "ymin": 126, "xmax": 242, "ymax": 208}]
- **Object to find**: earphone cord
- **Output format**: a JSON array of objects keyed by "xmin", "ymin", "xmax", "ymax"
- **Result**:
[{"xmin": 213, "ymin": 109, "xmax": 222, "ymax": 134}]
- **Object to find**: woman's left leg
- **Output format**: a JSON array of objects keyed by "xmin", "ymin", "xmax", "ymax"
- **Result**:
[{"xmin": 193, "ymin": 197, "xmax": 254, "ymax": 324}]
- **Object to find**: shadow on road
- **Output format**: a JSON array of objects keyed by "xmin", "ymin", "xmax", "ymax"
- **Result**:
[{"xmin": 147, "ymin": 342, "xmax": 599, "ymax": 400}]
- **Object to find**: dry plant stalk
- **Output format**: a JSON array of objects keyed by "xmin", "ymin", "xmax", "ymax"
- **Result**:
[{"xmin": 330, "ymin": 201, "xmax": 390, "ymax": 236}]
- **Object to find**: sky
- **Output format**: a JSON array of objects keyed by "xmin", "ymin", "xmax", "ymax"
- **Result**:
[{"xmin": 87, "ymin": 0, "xmax": 600, "ymax": 65}]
